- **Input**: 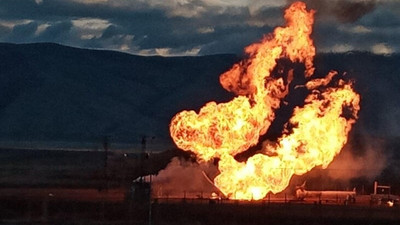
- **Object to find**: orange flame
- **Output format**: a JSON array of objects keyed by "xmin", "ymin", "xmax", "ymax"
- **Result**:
[{"xmin": 169, "ymin": 1, "xmax": 360, "ymax": 200}]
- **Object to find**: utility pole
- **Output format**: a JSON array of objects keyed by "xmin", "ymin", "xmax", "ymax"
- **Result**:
[
  {"xmin": 141, "ymin": 136, "xmax": 146, "ymax": 183},
  {"xmin": 141, "ymin": 135, "xmax": 155, "ymax": 225},
  {"xmin": 103, "ymin": 136, "xmax": 109, "ymax": 191}
]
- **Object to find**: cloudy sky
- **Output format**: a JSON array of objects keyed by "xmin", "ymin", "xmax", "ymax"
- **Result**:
[{"xmin": 0, "ymin": 0, "xmax": 399, "ymax": 56}]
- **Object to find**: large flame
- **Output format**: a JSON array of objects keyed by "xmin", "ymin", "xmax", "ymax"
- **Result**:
[{"xmin": 169, "ymin": 1, "xmax": 360, "ymax": 200}]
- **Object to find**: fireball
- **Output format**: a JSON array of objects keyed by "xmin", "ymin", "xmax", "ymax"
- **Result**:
[{"xmin": 169, "ymin": 1, "xmax": 360, "ymax": 200}]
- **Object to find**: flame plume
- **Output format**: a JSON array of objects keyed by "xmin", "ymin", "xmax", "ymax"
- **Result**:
[{"xmin": 169, "ymin": 1, "xmax": 360, "ymax": 200}]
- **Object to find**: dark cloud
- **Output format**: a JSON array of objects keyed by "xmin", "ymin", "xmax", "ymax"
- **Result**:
[
  {"xmin": 7, "ymin": 22, "xmax": 38, "ymax": 43},
  {"xmin": 13, "ymin": 22, "xmax": 37, "ymax": 35},
  {"xmin": 0, "ymin": 0, "xmax": 131, "ymax": 21},
  {"xmin": 36, "ymin": 21, "xmax": 73, "ymax": 42},
  {"xmin": 0, "ymin": 0, "xmax": 398, "ymax": 55},
  {"xmin": 0, "ymin": 0, "xmax": 41, "ymax": 20},
  {"xmin": 0, "ymin": 24, "xmax": 12, "ymax": 39},
  {"xmin": 358, "ymin": 6, "xmax": 400, "ymax": 28},
  {"xmin": 0, "ymin": 0, "xmax": 279, "ymax": 55},
  {"xmin": 313, "ymin": 22, "xmax": 346, "ymax": 48},
  {"xmin": 312, "ymin": 20, "xmax": 400, "ymax": 54},
  {"xmin": 249, "ymin": 6, "xmax": 285, "ymax": 25},
  {"xmin": 100, "ymin": 25, "xmax": 124, "ymax": 39},
  {"xmin": 199, "ymin": 25, "xmax": 273, "ymax": 55}
]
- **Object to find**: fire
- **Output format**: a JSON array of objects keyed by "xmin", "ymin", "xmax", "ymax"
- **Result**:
[{"xmin": 169, "ymin": 1, "xmax": 360, "ymax": 200}]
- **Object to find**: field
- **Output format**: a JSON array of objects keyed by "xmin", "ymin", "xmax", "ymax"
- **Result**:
[
  {"xmin": 1, "ymin": 188, "xmax": 400, "ymax": 225},
  {"xmin": 1, "ymin": 148, "xmax": 400, "ymax": 224}
]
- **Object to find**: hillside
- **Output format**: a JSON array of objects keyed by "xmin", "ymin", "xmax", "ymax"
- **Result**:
[
  {"xmin": 0, "ymin": 43, "xmax": 237, "ymax": 150},
  {"xmin": 0, "ymin": 43, "xmax": 399, "ymax": 149},
  {"xmin": 0, "ymin": 43, "xmax": 400, "ymax": 190}
]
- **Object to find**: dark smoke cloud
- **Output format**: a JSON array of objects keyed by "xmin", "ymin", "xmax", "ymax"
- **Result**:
[
  {"xmin": 333, "ymin": 0, "xmax": 377, "ymax": 23},
  {"xmin": 288, "ymin": 0, "xmax": 377, "ymax": 23}
]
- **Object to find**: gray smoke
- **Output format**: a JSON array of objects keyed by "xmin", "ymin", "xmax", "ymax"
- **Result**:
[
  {"xmin": 326, "ymin": 139, "xmax": 387, "ymax": 181},
  {"xmin": 287, "ymin": 0, "xmax": 377, "ymax": 23},
  {"xmin": 151, "ymin": 157, "xmax": 219, "ymax": 198}
]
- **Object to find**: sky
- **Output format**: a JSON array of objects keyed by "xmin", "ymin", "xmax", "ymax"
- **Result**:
[{"xmin": 0, "ymin": 0, "xmax": 399, "ymax": 56}]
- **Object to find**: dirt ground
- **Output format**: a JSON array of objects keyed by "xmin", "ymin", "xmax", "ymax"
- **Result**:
[{"xmin": 1, "ymin": 188, "xmax": 400, "ymax": 225}]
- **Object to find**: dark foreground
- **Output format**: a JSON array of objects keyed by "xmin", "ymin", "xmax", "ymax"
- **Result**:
[{"xmin": 1, "ymin": 189, "xmax": 400, "ymax": 225}]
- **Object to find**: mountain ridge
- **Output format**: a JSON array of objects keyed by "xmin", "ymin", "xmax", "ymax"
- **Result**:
[{"xmin": 0, "ymin": 42, "xmax": 399, "ymax": 150}]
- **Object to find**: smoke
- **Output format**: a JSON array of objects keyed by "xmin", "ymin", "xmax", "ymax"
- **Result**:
[
  {"xmin": 151, "ymin": 157, "xmax": 219, "ymax": 198},
  {"xmin": 326, "ymin": 136, "xmax": 387, "ymax": 181},
  {"xmin": 287, "ymin": 0, "xmax": 377, "ymax": 23}
]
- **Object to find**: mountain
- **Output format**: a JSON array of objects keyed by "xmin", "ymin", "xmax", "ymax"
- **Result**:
[
  {"xmin": 0, "ymin": 42, "xmax": 399, "ymax": 152},
  {"xmin": 0, "ymin": 43, "xmax": 237, "ymax": 150},
  {"xmin": 0, "ymin": 43, "xmax": 400, "ymax": 190}
]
